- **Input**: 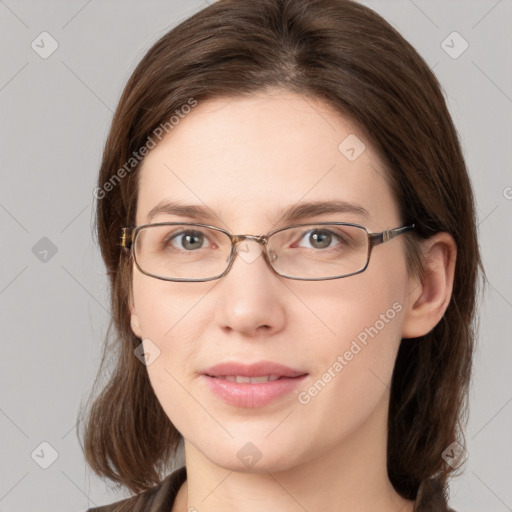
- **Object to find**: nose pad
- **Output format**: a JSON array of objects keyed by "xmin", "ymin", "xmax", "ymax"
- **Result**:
[{"xmin": 236, "ymin": 239, "xmax": 263, "ymax": 264}]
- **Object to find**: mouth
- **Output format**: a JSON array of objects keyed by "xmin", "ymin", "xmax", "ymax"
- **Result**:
[
  {"xmin": 202, "ymin": 360, "xmax": 307, "ymax": 379},
  {"xmin": 206, "ymin": 375, "xmax": 288, "ymax": 383},
  {"xmin": 201, "ymin": 361, "xmax": 308, "ymax": 408}
]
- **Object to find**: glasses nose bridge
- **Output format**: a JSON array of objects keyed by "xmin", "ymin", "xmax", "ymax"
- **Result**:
[
  {"xmin": 230, "ymin": 233, "xmax": 274, "ymax": 266},
  {"xmin": 232, "ymin": 233, "xmax": 268, "ymax": 246}
]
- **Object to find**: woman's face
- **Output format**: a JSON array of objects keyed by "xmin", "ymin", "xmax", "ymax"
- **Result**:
[{"xmin": 130, "ymin": 89, "xmax": 414, "ymax": 472}]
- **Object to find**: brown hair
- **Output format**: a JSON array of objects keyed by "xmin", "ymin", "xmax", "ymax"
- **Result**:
[{"xmin": 78, "ymin": 0, "xmax": 482, "ymax": 509}]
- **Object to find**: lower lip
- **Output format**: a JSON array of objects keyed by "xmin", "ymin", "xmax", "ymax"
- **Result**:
[{"xmin": 202, "ymin": 375, "xmax": 308, "ymax": 408}]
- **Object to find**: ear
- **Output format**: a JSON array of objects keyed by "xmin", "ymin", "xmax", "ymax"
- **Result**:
[
  {"xmin": 128, "ymin": 293, "xmax": 143, "ymax": 339},
  {"xmin": 401, "ymin": 232, "xmax": 457, "ymax": 339}
]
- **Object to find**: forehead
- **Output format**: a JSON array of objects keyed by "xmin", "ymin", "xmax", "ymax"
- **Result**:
[{"xmin": 136, "ymin": 90, "xmax": 400, "ymax": 231}]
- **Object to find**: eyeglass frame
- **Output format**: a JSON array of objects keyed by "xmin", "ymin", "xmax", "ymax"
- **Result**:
[{"xmin": 120, "ymin": 221, "xmax": 416, "ymax": 282}]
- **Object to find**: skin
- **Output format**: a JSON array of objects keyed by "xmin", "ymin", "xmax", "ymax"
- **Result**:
[{"xmin": 129, "ymin": 89, "xmax": 456, "ymax": 512}]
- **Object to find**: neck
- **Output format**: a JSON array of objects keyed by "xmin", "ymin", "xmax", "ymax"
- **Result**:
[{"xmin": 173, "ymin": 393, "xmax": 414, "ymax": 512}]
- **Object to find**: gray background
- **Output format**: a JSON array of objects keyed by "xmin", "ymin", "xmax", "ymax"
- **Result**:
[{"xmin": 1, "ymin": 0, "xmax": 511, "ymax": 510}]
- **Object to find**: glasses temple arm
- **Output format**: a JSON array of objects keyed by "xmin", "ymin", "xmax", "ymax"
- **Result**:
[
  {"xmin": 369, "ymin": 224, "xmax": 415, "ymax": 246},
  {"xmin": 120, "ymin": 227, "xmax": 133, "ymax": 251}
]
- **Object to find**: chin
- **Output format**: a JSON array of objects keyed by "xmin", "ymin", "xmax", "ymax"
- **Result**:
[{"xmin": 190, "ymin": 433, "xmax": 310, "ymax": 475}]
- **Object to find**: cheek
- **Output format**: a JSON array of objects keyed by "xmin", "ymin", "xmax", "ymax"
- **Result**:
[
  {"xmin": 132, "ymin": 270, "xmax": 214, "ymax": 339},
  {"xmin": 131, "ymin": 271, "xmax": 213, "ymax": 429},
  {"xmin": 295, "ymin": 261, "xmax": 405, "ymax": 359},
  {"xmin": 291, "ymin": 262, "xmax": 407, "ymax": 438},
  {"xmin": 131, "ymin": 274, "xmax": 171, "ymax": 336}
]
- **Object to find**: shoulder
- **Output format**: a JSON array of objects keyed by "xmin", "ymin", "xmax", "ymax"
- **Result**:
[{"xmin": 84, "ymin": 466, "xmax": 187, "ymax": 512}]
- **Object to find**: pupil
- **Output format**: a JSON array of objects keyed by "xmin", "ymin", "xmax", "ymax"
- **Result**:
[
  {"xmin": 311, "ymin": 231, "xmax": 331, "ymax": 249},
  {"xmin": 183, "ymin": 232, "xmax": 203, "ymax": 250}
]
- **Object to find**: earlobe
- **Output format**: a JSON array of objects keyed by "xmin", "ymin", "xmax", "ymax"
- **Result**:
[{"xmin": 401, "ymin": 232, "xmax": 457, "ymax": 339}]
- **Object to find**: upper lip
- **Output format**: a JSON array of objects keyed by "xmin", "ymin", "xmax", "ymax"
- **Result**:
[{"xmin": 203, "ymin": 361, "xmax": 307, "ymax": 378}]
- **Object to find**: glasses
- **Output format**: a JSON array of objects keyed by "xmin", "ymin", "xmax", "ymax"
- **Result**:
[{"xmin": 120, "ymin": 221, "xmax": 415, "ymax": 282}]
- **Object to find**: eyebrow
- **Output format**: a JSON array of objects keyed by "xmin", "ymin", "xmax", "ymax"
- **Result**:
[{"xmin": 146, "ymin": 199, "xmax": 371, "ymax": 225}]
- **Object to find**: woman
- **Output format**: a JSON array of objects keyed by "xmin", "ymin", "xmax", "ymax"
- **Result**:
[{"xmin": 79, "ymin": 1, "xmax": 482, "ymax": 511}]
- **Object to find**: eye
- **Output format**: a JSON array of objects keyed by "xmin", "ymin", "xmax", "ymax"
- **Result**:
[
  {"xmin": 166, "ymin": 229, "xmax": 209, "ymax": 251},
  {"xmin": 295, "ymin": 228, "xmax": 345, "ymax": 250}
]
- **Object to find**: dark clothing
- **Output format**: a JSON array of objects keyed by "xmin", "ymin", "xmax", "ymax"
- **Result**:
[{"xmin": 86, "ymin": 466, "xmax": 186, "ymax": 512}]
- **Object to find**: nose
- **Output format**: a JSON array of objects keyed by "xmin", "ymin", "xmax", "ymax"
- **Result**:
[{"xmin": 213, "ymin": 238, "xmax": 287, "ymax": 337}]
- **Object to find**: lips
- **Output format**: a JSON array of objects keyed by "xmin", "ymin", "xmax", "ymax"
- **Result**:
[
  {"xmin": 203, "ymin": 361, "xmax": 307, "ymax": 379},
  {"xmin": 201, "ymin": 361, "xmax": 308, "ymax": 408}
]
